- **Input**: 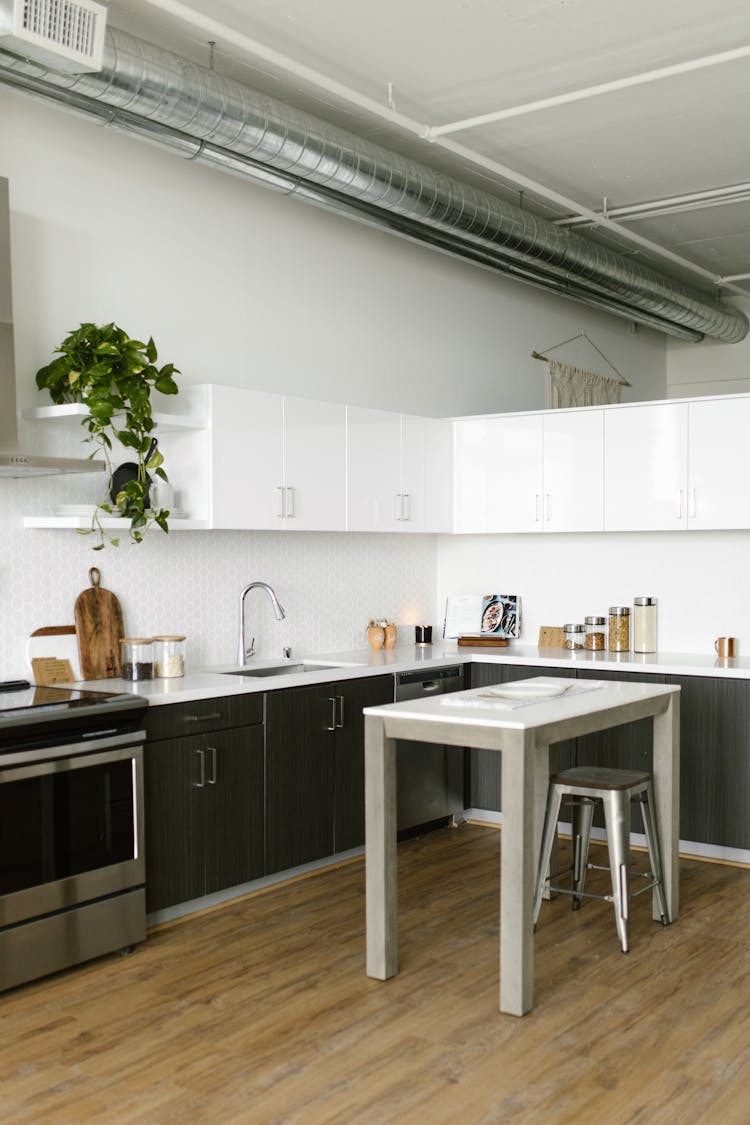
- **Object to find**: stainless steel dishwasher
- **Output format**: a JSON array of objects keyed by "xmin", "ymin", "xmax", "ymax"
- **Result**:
[{"xmin": 395, "ymin": 665, "xmax": 465, "ymax": 836}]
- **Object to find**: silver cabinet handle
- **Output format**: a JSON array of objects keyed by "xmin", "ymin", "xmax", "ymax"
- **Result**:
[
  {"xmin": 402, "ymin": 493, "xmax": 411, "ymax": 521},
  {"xmin": 394, "ymin": 493, "xmax": 403, "ymax": 520},
  {"xmin": 327, "ymin": 697, "xmax": 337, "ymax": 732},
  {"xmin": 336, "ymin": 694, "xmax": 345, "ymax": 729},
  {"xmin": 677, "ymin": 489, "xmax": 683, "ymax": 520},
  {"xmin": 286, "ymin": 486, "xmax": 295, "ymax": 518},
  {"xmin": 185, "ymin": 712, "xmax": 222, "ymax": 723},
  {"xmin": 689, "ymin": 488, "xmax": 697, "ymax": 519},
  {"xmin": 195, "ymin": 748, "xmax": 206, "ymax": 789},
  {"xmin": 275, "ymin": 486, "xmax": 285, "ymax": 518},
  {"xmin": 535, "ymin": 494, "xmax": 541, "ymax": 522},
  {"xmin": 545, "ymin": 493, "xmax": 551, "ymax": 522},
  {"xmin": 207, "ymin": 746, "xmax": 217, "ymax": 785}
]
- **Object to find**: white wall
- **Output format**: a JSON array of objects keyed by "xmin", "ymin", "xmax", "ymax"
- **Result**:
[
  {"xmin": 667, "ymin": 297, "xmax": 750, "ymax": 397},
  {"xmin": 437, "ymin": 530, "xmax": 750, "ymax": 657},
  {"xmin": 0, "ymin": 85, "xmax": 674, "ymax": 680},
  {"xmin": 3, "ymin": 88, "xmax": 666, "ymax": 417}
]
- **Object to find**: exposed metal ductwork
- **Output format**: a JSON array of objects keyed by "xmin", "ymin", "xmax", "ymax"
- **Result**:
[{"xmin": 0, "ymin": 25, "xmax": 747, "ymax": 343}]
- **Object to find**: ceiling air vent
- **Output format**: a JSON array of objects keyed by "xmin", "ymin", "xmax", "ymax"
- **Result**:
[{"xmin": 0, "ymin": 0, "xmax": 106, "ymax": 73}]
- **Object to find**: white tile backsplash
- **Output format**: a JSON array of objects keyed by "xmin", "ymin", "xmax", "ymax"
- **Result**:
[{"xmin": 0, "ymin": 478, "xmax": 437, "ymax": 680}]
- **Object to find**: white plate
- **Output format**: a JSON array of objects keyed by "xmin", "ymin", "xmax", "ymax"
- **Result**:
[{"xmin": 484, "ymin": 681, "xmax": 572, "ymax": 700}]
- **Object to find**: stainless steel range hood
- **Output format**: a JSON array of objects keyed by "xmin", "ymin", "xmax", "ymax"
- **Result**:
[{"xmin": 0, "ymin": 177, "xmax": 104, "ymax": 477}]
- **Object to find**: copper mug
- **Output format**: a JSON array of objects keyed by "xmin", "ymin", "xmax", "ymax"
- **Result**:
[{"xmin": 715, "ymin": 636, "xmax": 737, "ymax": 658}]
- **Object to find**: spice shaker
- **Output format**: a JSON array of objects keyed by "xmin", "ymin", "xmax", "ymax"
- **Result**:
[
  {"xmin": 633, "ymin": 597, "xmax": 657, "ymax": 653},
  {"xmin": 153, "ymin": 635, "xmax": 186, "ymax": 677},
  {"xmin": 585, "ymin": 616, "xmax": 606, "ymax": 651},
  {"xmin": 608, "ymin": 607, "xmax": 630, "ymax": 652},
  {"xmin": 120, "ymin": 637, "xmax": 153, "ymax": 681}
]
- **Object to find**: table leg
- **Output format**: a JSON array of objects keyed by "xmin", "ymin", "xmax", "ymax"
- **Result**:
[
  {"xmin": 499, "ymin": 731, "xmax": 542, "ymax": 1016},
  {"xmin": 535, "ymin": 742, "xmax": 557, "ymax": 899},
  {"xmin": 365, "ymin": 714, "xmax": 398, "ymax": 980},
  {"xmin": 652, "ymin": 693, "xmax": 680, "ymax": 923}
]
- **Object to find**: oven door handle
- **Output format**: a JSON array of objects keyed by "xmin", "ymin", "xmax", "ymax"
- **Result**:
[{"xmin": 206, "ymin": 746, "xmax": 217, "ymax": 786}]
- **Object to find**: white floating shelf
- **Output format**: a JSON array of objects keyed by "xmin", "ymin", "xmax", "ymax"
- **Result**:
[
  {"xmin": 23, "ymin": 516, "xmax": 207, "ymax": 530},
  {"xmin": 23, "ymin": 404, "xmax": 205, "ymax": 432}
]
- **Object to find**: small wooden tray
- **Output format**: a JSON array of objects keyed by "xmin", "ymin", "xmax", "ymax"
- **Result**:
[
  {"xmin": 538, "ymin": 626, "xmax": 565, "ymax": 648},
  {"xmin": 457, "ymin": 635, "xmax": 510, "ymax": 648}
]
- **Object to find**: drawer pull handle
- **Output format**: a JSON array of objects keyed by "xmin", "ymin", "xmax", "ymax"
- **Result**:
[
  {"xmin": 184, "ymin": 712, "xmax": 222, "ymax": 723},
  {"xmin": 195, "ymin": 748, "xmax": 206, "ymax": 789}
]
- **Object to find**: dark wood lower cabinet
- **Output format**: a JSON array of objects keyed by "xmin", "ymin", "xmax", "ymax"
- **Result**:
[
  {"xmin": 145, "ymin": 724, "xmax": 264, "ymax": 913},
  {"xmin": 663, "ymin": 673, "xmax": 750, "ymax": 849},
  {"xmin": 468, "ymin": 664, "xmax": 576, "ymax": 811},
  {"xmin": 265, "ymin": 674, "xmax": 393, "ymax": 873}
]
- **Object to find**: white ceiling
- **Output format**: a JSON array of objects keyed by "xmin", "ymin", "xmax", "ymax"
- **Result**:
[{"xmin": 108, "ymin": 0, "xmax": 750, "ymax": 297}]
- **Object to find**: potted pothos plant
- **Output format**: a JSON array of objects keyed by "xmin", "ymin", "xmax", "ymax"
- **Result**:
[{"xmin": 35, "ymin": 322, "xmax": 180, "ymax": 549}]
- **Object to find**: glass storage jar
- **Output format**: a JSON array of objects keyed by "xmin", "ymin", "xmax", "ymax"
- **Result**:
[
  {"xmin": 153, "ymin": 635, "xmax": 186, "ymax": 678},
  {"xmin": 633, "ymin": 597, "xmax": 657, "ymax": 653},
  {"xmin": 120, "ymin": 637, "xmax": 153, "ymax": 681},
  {"xmin": 585, "ymin": 616, "xmax": 606, "ymax": 651},
  {"xmin": 563, "ymin": 623, "xmax": 586, "ymax": 650},
  {"xmin": 608, "ymin": 607, "xmax": 630, "ymax": 652}
]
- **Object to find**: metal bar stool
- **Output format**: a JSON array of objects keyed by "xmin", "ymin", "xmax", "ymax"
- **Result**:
[{"xmin": 533, "ymin": 766, "xmax": 670, "ymax": 953}]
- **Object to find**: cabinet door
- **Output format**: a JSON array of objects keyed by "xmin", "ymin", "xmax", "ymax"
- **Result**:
[
  {"xmin": 453, "ymin": 415, "xmax": 543, "ymax": 533},
  {"xmin": 604, "ymin": 403, "xmax": 688, "ymax": 530},
  {"xmin": 401, "ymin": 416, "xmax": 452, "ymax": 532},
  {"xmin": 663, "ymin": 674, "xmax": 750, "ymax": 848},
  {"xmin": 265, "ymin": 685, "xmax": 335, "ymax": 873},
  {"xmin": 210, "ymin": 386, "xmax": 283, "ymax": 529},
  {"xmin": 688, "ymin": 397, "xmax": 750, "ymax": 529},
  {"xmin": 347, "ymin": 406, "xmax": 402, "ymax": 531},
  {"xmin": 334, "ymin": 675, "xmax": 393, "ymax": 852},
  {"xmin": 542, "ymin": 411, "xmax": 603, "ymax": 531},
  {"xmin": 144, "ymin": 735, "xmax": 205, "ymax": 913},
  {"xmin": 203, "ymin": 726, "xmax": 265, "ymax": 895},
  {"xmin": 283, "ymin": 395, "xmax": 346, "ymax": 531},
  {"xmin": 467, "ymin": 664, "xmax": 576, "ymax": 811}
]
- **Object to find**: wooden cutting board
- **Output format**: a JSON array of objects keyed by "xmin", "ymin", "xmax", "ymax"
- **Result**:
[{"xmin": 74, "ymin": 567, "xmax": 125, "ymax": 680}]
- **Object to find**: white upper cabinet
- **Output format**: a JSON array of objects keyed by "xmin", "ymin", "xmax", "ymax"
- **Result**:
[
  {"xmin": 347, "ymin": 406, "xmax": 402, "ymax": 532},
  {"xmin": 453, "ymin": 409, "xmax": 603, "ymax": 533},
  {"xmin": 542, "ymin": 410, "xmax": 604, "ymax": 532},
  {"xmin": 206, "ymin": 386, "xmax": 345, "ymax": 531},
  {"xmin": 688, "ymin": 396, "xmax": 750, "ymax": 529},
  {"xmin": 282, "ymin": 395, "xmax": 346, "ymax": 531},
  {"xmin": 401, "ymin": 414, "xmax": 452, "ymax": 533},
  {"xmin": 604, "ymin": 403, "xmax": 689, "ymax": 531},
  {"xmin": 347, "ymin": 407, "xmax": 451, "ymax": 532}
]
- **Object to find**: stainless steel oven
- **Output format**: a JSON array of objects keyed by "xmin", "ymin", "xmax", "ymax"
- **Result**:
[{"xmin": 0, "ymin": 683, "xmax": 148, "ymax": 991}]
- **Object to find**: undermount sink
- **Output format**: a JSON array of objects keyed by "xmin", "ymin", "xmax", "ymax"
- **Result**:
[{"xmin": 224, "ymin": 662, "xmax": 338, "ymax": 678}]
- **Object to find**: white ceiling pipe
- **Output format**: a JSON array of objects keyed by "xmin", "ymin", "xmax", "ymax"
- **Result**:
[
  {"xmin": 558, "ymin": 182, "xmax": 750, "ymax": 227},
  {"xmin": 135, "ymin": 0, "xmax": 740, "ymax": 295},
  {"xmin": 428, "ymin": 44, "xmax": 750, "ymax": 138}
]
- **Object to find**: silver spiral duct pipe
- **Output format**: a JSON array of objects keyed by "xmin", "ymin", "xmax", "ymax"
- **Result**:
[{"xmin": 1, "ymin": 26, "xmax": 747, "ymax": 343}]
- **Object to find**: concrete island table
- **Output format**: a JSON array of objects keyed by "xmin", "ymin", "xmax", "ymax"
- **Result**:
[{"xmin": 363, "ymin": 676, "xmax": 680, "ymax": 1017}]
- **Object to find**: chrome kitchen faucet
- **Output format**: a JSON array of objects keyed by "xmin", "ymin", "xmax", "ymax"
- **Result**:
[{"xmin": 238, "ymin": 582, "xmax": 286, "ymax": 665}]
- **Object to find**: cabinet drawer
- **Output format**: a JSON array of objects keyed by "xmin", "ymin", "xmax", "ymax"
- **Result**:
[{"xmin": 145, "ymin": 692, "xmax": 263, "ymax": 741}]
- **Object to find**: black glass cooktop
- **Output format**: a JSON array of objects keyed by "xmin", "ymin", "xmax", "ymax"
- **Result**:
[{"xmin": 0, "ymin": 681, "xmax": 148, "ymax": 747}]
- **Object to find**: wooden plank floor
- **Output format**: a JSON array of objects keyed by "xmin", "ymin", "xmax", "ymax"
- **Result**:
[{"xmin": 2, "ymin": 823, "xmax": 750, "ymax": 1124}]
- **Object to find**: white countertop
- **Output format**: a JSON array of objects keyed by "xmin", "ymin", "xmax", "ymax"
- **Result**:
[
  {"xmin": 363, "ymin": 675, "xmax": 679, "ymax": 732},
  {"xmin": 69, "ymin": 639, "xmax": 750, "ymax": 705}
]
